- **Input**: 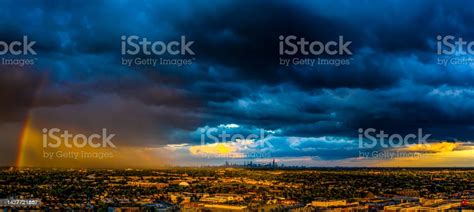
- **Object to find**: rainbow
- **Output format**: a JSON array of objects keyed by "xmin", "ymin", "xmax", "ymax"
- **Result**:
[
  {"xmin": 16, "ymin": 113, "xmax": 33, "ymax": 167},
  {"xmin": 15, "ymin": 71, "xmax": 46, "ymax": 168}
]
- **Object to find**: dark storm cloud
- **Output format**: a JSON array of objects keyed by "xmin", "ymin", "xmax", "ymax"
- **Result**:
[
  {"xmin": 1, "ymin": 0, "xmax": 474, "ymax": 162},
  {"xmin": 0, "ymin": 68, "xmax": 42, "ymax": 123}
]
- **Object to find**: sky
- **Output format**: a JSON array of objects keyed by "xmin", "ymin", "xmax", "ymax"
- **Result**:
[{"xmin": 1, "ymin": 0, "xmax": 473, "ymax": 168}]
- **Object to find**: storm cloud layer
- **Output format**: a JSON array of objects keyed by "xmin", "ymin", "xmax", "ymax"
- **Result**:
[{"xmin": 1, "ymin": 0, "xmax": 474, "ymax": 166}]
